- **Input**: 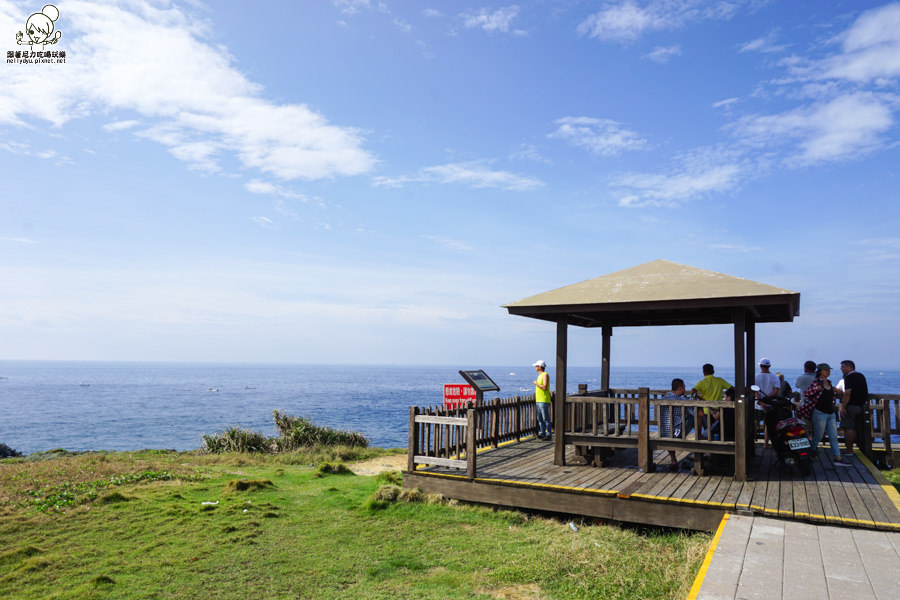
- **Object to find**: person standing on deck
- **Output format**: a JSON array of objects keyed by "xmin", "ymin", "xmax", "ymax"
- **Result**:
[
  {"xmin": 795, "ymin": 361, "xmax": 817, "ymax": 402},
  {"xmin": 803, "ymin": 363, "xmax": 848, "ymax": 465},
  {"xmin": 756, "ymin": 358, "xmax": 780, "ymax": 447},
  {"xmin": 690, "ymin": 364, "xmax": 732, "ymax": 439},
  {"xmin": 532, "ymin": 360, "xmax": 552, "ymax": 440},
  {"xmin": 838, "ymin": 359, "xmax": 869, "ymax": 455}
]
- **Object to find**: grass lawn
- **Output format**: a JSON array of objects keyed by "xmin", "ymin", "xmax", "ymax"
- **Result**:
[{"xmin": 0, "ymin": 449, "xmax": 709, "ymax": 599}]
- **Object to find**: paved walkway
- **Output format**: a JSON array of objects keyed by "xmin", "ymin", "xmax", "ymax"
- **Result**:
[{"xmin": 689, "ymin": 514, "xmax": 900, "ymax": 599}]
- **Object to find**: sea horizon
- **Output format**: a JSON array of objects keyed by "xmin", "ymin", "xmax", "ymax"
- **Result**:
[{"xmin": 3, "ymin": 361, "xmax": 898, "ymax": 456}]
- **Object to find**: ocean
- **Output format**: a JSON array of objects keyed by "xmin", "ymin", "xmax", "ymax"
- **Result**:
[{"xmin": 2, "ymin": 361, "xmax": 898, "ymax": 455}]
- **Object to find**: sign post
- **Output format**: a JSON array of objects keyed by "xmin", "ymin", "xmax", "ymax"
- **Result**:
[{"xmin": 457, "ymin": 370, "xmax": 500, "ymax": 407}]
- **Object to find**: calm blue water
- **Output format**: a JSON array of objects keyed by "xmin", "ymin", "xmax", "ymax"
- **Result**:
[{"xmin": 1, "ymin": 362, "xmax": 898, "ymax": 455}]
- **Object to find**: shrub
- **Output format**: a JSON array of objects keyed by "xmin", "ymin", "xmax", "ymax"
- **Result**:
[
  {"xmin": 314, "ymin": 462, "xmax": 352, "ymax": 477},
  {"xmin": 202, "ymin": 427, "xmax": 272, "ymax": 454},
  {"xmin": 202, "ymin": 412, "xmax": 369, "ymax": 455},
  {"xmin": 272, "ymin": 411, "xmax": 369, "ymax": 450}
]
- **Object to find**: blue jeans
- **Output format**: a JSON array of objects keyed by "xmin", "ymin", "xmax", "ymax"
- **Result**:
[
  {"xmin": 536, "ymin": 402, "xmax": 551, "ymax": 437},
  {"xmin": 811, "ymin": 408, "xmax": 839, "ymax": 458}
]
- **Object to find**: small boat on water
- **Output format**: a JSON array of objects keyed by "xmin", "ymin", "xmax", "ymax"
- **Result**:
[
  {"xmin": 78, "ymin": 382, "xmax": 90, "ymax": 387},
  {"xmin": 207, "ymin": 388, "xmax": 219, "ymax": 392}
]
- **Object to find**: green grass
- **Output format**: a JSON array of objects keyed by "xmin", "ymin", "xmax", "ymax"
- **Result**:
[
  {"xmin": 886, "ymin": 468, "xmax": 900, "ymax": 493},
  {"xmin": 0, "ymin": 450, "xmax": 708, "ymax": 599}
]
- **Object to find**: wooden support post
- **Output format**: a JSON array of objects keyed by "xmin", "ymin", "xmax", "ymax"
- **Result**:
[
  {"xmin": 408, "ymin": 406, "xmax": 418, "ymax": 472},
  {"xmin": 601, "ymin": 325, "xmax": 611, "ymax": 392},
  {"xmin": 734, "ymin": 394, "xmax": 747, "ymax": 481},
  {"xmin": 637, "ymin": 387, "xmax": 653, "ymax": 473},
  {"xmin": 466, "ymin": 408, "xmax": 477, "ymax": 479},
  {"xmin": 881, "ymin": 400, "xmax": 894, "ymax": 467},
  {"xmin": 734, "ymin": 309, "xmax": 749, "ymax": 479},
  {"xmin": 555, "ymin": 318, "xmax": 568, "ymax": 466}
]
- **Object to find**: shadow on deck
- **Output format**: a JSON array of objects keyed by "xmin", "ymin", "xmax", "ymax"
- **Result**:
[{"xmin": 403, "ymin": 437, "xmax": 900, "ymax": 533}]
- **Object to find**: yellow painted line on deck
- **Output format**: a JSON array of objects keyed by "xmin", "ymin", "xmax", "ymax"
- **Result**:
[
  {"xmin": 855, "ymin": 449, "xmax": 900, "ymax": 515},
  {"xmin": 686, "ymin": 513, "xmax": 729, "ymax": 600}
]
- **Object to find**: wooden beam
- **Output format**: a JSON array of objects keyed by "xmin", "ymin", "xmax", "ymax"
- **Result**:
[
  {"xmin": 466, "ymin": 409, "xmax": 477, "ymax": 479},
  {"xmin": 555, "ymin": 318, "xmax": 568, "ymax": 466}
]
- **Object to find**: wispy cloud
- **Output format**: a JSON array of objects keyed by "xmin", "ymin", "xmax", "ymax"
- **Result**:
[
  {"xmin": 0, "ymin": 1, "xmax": 376, "ymax": 182},
  {"xmin": 461, "ymin": 6, "xmax": 525, "ymax": 35},
  {"xmin": 577, "ymin": 0, "xmax": 746, "ymax": 43},
  {"xmin": 614, "ymin": 148, "xmax": 743, "ymax": 207},
  {"xmin": 731, "ymin": 92, "xmax": 894, "ymax": 166},
  {"xmin": 821, "ymin": 3, "xmax": 900, "ymax": 82},
  {"xmin": 420, "ymin": 234, "xmax": 474, "ymax": 251},
  {"xmin": 739, "ymin": 31, "xmax": 788, "ymax": 54},
  {"xmin": 550, "ymin": 117, "xmax": 649, "ymax": 156},
  {"xmin": 244, "ymin": 179, "xmax": 308, "ymax": 200},
  {"xmin": 373, "ymin": 161, "xmax": 544, "ymax": 191},
  {"xmin": 0, "ymin": 237, "xmax": 37, "ymax": 244},
  {"xmin": 643, "ymin": 44, "xmax": 682, "ymax": 63}
]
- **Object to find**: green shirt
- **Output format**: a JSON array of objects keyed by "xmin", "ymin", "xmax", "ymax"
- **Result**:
[{"xmin": 693, "ymin": 375, "xmax": 732, "ymax": 402}]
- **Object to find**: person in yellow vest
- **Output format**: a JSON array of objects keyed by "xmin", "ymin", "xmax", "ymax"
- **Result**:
[{"xmin": 533, "ymin": 360, "xmax": 552, "ymax": 440}]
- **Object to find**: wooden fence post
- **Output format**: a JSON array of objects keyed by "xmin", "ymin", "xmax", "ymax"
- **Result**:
[
  {"xmin": 637, "ymin": 387, "xmax": 652, "ymax": 472},
  {"xmin": 407, "ymin": 406, "xmax": 418, "ymax": 473},
  {"xmin": 466, "ymin": 408, "xmax": 477, "ymax": 479},
  {"xmin": 491, "ymin": 398, "xmax": 500, "ymax": 448}
]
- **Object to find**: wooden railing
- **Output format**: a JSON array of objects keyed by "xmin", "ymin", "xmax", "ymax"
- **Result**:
[
  {"xmin": 407, "ymin": 395, "xmax": 541, "ymax": 478},
  {"xmin": 407, "ymin": 388, "xmax": 899, "ymax": 478},
  {"xmin": 566, "ymin": 387, "xmax": 747, "ymax": 478}
]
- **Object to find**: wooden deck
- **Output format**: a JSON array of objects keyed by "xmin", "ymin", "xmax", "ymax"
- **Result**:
[{"xmin": 403, "ymin": 437, "xmax": 900, "ymax": 533}]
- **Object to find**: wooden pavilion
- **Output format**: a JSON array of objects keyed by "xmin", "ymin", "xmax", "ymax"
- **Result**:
[{"xmin": 502, "ymin": 259, "xmax": 801, "ymax": 480}]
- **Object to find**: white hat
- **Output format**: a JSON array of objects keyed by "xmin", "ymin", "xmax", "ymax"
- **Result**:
[
  {"xmin": 532, "ymin": 360, "xmax": 547, "ymax": 368},
  {"xmin": 759, "ymin": 358, "xmax": 771, "ymax": 367}
]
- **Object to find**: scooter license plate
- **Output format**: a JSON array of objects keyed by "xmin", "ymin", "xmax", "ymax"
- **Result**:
[{"xmin": 788, "ymin": 438, "xmax": 811, "ymax": 450}]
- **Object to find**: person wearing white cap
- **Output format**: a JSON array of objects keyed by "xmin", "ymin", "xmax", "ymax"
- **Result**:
[
  {"xmin": 755, "ymin": 358, "xmax": 780, "ymax": 448},
  {"xmin": 532, "ymin": 360, "xmax": 552, "ymax": 440}
]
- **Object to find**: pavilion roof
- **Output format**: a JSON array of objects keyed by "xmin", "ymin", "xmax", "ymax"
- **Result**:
[{"xmin": 502, "ymin": 259, "xmax": 800, "ymax": 328}]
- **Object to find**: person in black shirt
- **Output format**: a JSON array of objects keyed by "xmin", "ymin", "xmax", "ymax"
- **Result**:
[{"xmin": 838, "ymin": 359, "xmax": 868, "ymax": 455}]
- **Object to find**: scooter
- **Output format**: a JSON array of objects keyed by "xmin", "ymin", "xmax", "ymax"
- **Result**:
[{"xmin": 752, "ymin": 385, "xmax": 812, "ymax": 477}]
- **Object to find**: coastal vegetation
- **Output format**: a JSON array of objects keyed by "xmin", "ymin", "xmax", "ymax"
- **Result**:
[
  {"xmin": 202, "ymin": 410, "xmax": 369, "ymax": 454},
  {"xmin": 1, "ymin": 447, "xmax": 710, "ymax": 599}
]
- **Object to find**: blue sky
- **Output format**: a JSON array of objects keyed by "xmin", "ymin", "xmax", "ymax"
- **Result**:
[{"xmin": 1, "ymin": 0, "xmax": 899, "ymax": 371}]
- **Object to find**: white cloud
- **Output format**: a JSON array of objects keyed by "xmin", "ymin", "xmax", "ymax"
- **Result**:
[
  {"xmin": 0, "ymin": 1, "xmax": 376, "ymax": 182},
  {"xmin": 244, "ymin": 179, "xmax": 308, "ymax": 200},
  {"xmin": 251, "ymin": 216, "xmax": 276, "ymax": 228},
  {"xmin": 643, "ymin": 44, "xmax": 682, "ymax": 63},
  {"xmin": 550, "ymin": 117, "xmax": 649, "ymax": 156},
  {"xmin": 731, "ymin": 93, "xmax": 894, "ymax": 165},
  {"xmin": 577, "ymin": 0, "xmax": 745, "ymax": 43},
  {"xmin": 712, "ymin": 97, "xmax": 739, "ymax": 109},
  {"xmin": 708, "ymin": 243, "xmax": 762, "ymax": 253},
  {"xmin": 739, "ymin": 32, "xmax": 788, "ymax": 54},
  {"xmin": 102, "ymin": 120, "xmax": 141, "ymax": 132},
  {"xmin": 420, "ymin": 234, "xmax": 474, "ymax": 252},
  {"xmin": 373, "ymin": 162, "xmax": 544, "ymax": 191},
  {"xmin": 0, "ymin": 237, "xmax": 37, "ymax": 244},
  {"xmin": 822, "ymin": 3, "xmax": 900, "ymax": 82},
  {"xmin": 614, "ymin": 149, "xmax": 743, "ymax": 207},
  {"xmin": 461, "ymin": 6, "xmax": 523, "ymax": 34}
]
